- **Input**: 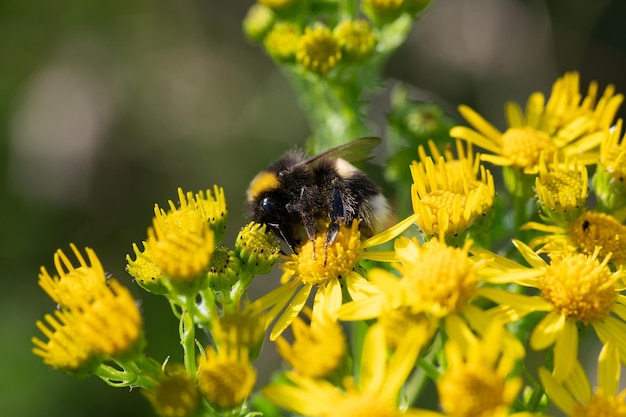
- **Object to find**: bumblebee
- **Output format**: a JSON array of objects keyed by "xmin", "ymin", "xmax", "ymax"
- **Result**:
[{"xmin": 246, "ymin": 137, "xmax": 390, "ymax": 255}]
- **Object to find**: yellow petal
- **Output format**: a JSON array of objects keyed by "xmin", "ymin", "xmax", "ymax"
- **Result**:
[
  {"xmin": 457, "ymin": 104, "xmax": 503, "ymax": 142},
  {"xmin": 505, "ymin": 101, "xmax": 524, "ymax": 127},
  {"xmin": 598, "ymin": 340, "xmax": 620, "ymax": 397},
  {"xmin": 553, "ymin": 319, "xmax": 578, "ymax": 381},
  {"xmin": 530, "ymin": 311, "xmax": 565, "ymax": 350},
  {"xmin": 538, "ymin": 367, "xmax": 576, "ymax": 414}
]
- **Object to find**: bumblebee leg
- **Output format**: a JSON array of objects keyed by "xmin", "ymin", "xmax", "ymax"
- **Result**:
[{"xmin": 324, "ymin": 187, "xmax": 346, "ymax": 265}]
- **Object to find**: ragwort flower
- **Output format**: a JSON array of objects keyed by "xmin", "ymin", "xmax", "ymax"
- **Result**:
[
  {"xmin": 264, "ymin": 323, "xmax": 430, "ymax": 417},
  {"xmin": 483, "ymin": 240, "xmax": 626, "ymax": 381},
  {"xmin": 33, "ymin": 245, "xmax": 143, "ymax": 372},
  {"xmin": 435, "ymin": 324, "xmax": 533, "ymax": 417},
  {"xmin": 296, "ymin": 25, "xmax": 342, "ymax": 75},
  {"xmin": 411, "ymin": 140, "xmax": 495, "ymax": 242},
  {"xmin": 340, "ymin": 237, "xmax": 524, "ymax": 354},
  {"xmin": 539, "ymin": 341, "xmax": 626, "ymax": 417},
  {"xmin": 522, "ymin": 210, "xmax": 626, "ymax": 269},
  {"xmin": 451, "ymin": 71, "xmax": 623, "ymax": 173},
  {"xmin": 251, "ymin": 215, "xmax": 416, "ymax": 341}
]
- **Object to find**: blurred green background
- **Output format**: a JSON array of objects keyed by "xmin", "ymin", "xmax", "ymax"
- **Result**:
[{"xmin": 2, "ymin": 0, "xmax": 625, "ymax": 416}]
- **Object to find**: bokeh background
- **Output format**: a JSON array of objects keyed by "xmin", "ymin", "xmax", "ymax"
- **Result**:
[{"xmin": 2, "ymin": 0, "xmax": 626, "ymax": 416}]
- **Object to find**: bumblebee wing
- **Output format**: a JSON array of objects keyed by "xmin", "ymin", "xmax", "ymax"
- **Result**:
[{"xmin": 302, "ymin": 137, "xmax": 382, "ymax": 167}]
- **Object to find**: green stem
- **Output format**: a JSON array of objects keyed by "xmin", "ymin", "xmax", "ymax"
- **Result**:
[{"xmin": 180, "ymin": 297, "xmax": 198, "ymax": 377}]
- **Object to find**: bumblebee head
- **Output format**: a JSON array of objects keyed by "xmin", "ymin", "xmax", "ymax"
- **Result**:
[{"xmin": 247, "ymin": 170, "xmax": 298, "ymax": 250}]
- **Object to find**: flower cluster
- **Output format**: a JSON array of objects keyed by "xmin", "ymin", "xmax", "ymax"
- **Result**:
[{"xmin": 32, "ymin": 2, "xmax": 626, "ymax": 417}]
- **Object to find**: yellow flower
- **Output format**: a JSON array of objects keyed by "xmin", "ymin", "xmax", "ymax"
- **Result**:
[
  {"xmin": 243, "ymin": 4, "xmax": 274, "ymax": 42},
  {"xmin": 539, "ymin": 341, "xmax": 626, "ymax": 417},
  {"xmin": 210, "ymin": 305, "xmax": 266, "ymax": 360},
  {"xmin": 126, "ymin": 242, "xmax": 169, "ymax": 295},
  {"xmin": 334, "ymin": 20, "xmax": 376, "ymax": 59},
  {"xmin": 146, "ymin": 188, "xmax": 219, "ymax": 289},
  {"xmin": 197, "ymin": 344, "xmax": 256, "ymax": 410},
  {"xmin": 483, "ymin": 240, "xmax": 626, "ymax": 381},
  {"xmin": 33, "ymin": 246, "xmax": 143, "ymax": 371},
  {"xmin": 522, "ymin": 210, "xmax": 626, "ymax": 268},
  {"xmin": 594, "ymin": 118, "xmax": 626, "ymax": 216},
  {"xmin": 143, "ymin": 364, "xmax": 200, "ymax": 417},
  {"xmin": 296, "ymin": 25, "xmax": 342, "ymax": 75},
  {"xmin": 263, "ymin": 323, "xmax": 430, "ymax": 417},
  {"xmin": 264, "ymin": 22, "xmax": 300, "ymax": 62},
  {"xmin": 436, "ymin": 324, "xmax": 527, "ymax": 417},
  {"xmin": 234, "ymin": 221, "xmax": 281, "ymax": 276},
  {"xmin": 534, "ymin": 153, "xmax": 588, "ymax": 222},
  {"xmin": 340, "ymin": 237, "xmax": 524, "ymax": 354},
  {"xmin": 251, "ymin": 215, "xmax": 416, "ymax": 341},
  {"xmin": 411, "ymin": 140, "xmax": 495, "ymax": 242},
  {"xmin": 451, "ymin": 71, "xmax": 623, "ymax": 173},
  {"xmin": 276, "ymin": 307, "xmax": 346, "ymax": 378},
  {"xmin": 38, "ymin": 243, "xmax": 108, "ymax": 309}
]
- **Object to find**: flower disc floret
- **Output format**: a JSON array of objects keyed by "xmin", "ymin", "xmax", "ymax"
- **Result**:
[
  {"xmin": 296, "ymin": 25, "xmax": 342, "ymax": 75},
  {"xmin": 535, "ymin": 154, "xmax": 588, "ymax": 215},
  {"xmin": 284, "ymin": 222, "xmax": 361, "ymax": 285},
  {"xmin": 148, "ymin": 206, "xmax": 215, "ymax": 284},
  {"xmin": 396, "ymin": 239, "xmax": 478, "ymax": 316},
  {"xmin": 197, "ymin": 347, "xmax": 256, "ymax": 410},
  {"xmin": 540, "ymin": 252, "xmax": 617, "ymax": 323},
  {"xmin": 264, "ymin": 22, "xmax": 300, "ymax": 62},
  {"xmin": 569, "ymin": 211, "xmax": 626, "ymax": 267},
  {"xmin": 143, "ymin": 365, "xmax": 200, "ymax": 417},
  {"xmin": 333, "ymin": 20, "xmax": 376, "ymax": 58}
]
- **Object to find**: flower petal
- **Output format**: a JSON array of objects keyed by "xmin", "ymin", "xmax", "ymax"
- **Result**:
[
  {"xmin": 456, "ymin": 105, "xmax": 503, "ymax": 142},
  {"xmin": 598, "ymin": 340, "xmax": 620, "ymax": 397},
  {"xmin": 553, "ymin": 320, "xmax": 578, "ymax": 381},
  {"xmin": 538, "ymin": 367, "xmax": 576, "ymax": 414},
  {"xmin": 530, "ymin": 311, "xmax": 565, "ymax": 350}
]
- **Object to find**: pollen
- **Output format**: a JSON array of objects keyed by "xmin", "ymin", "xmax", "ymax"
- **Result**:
[
  {"xmin": 570, "ymin": 390, "xmax": 626, "ymax": 417},
  {"xmin": 500, "ymin": 127, "xmax": 558, "ymax": 171},
  {"xmin": 296, "ymin": 25, "xmax": 342, "ymax": 75},
  {"xmin": 285, "ymin": 222, "xmax": 361, "ymax": 286},
  {"xmin": 438, "ymin": 362, "xmax": 507, "ymax": 417},
  {"xmin": 568, "ymin": 211, "xmax": 626, "ymax": 267},
  {"xmin": 540, "ymin": 252, "xmax": 617, "ymax": 323},
  {"xmin": 397, "ymin": 240, "xmax": 477, "ymax": 316}
]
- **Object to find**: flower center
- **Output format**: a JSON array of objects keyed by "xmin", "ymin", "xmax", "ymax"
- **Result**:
[
  {"xmin": 289, "ymin": 223, "xmax": 361, "ymax": 286},
  {"xmin": 399, "ymin": 243, "xmax": 477, "ymax": 316},
  {"xmin": 438, "ymin": 363, "xmax": 506, "ymax": 417},
  {"xmin": 569, "ymin": 390, "xmax": 626, "ymax": 417},
  {"xmin": 569, "ymin": 211, "xmax": 626, "ymax": 267},
  {"xmin": 540, "ymin": 253, "xmax": 617, "ymax": 323},
  {"xmin": 197, "ymin": 349, "xmax": 256, "ymax": 410},
  {"xmin": 379, "ymin": 307, "xmax": 430, "ymax": 349},
  {"xmin": 296, "ymin": 26, "xmax": 342, "ymax": 75},
  {"xmin": 501, "ymin": 127, "xmax": 557, "ymax": 170},
  {"xmin": 326, "ymin": 395, "xmax": 399, "ymax": 417},
  {"xmin": 536, "ymin": 169, "xmax": 587, "ymax": 213}
]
